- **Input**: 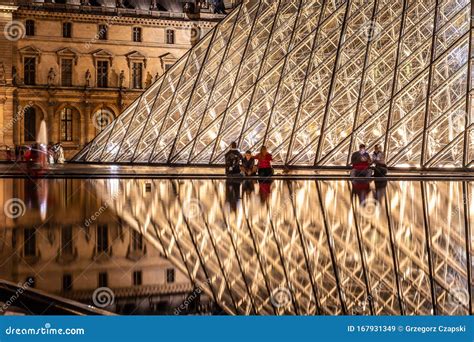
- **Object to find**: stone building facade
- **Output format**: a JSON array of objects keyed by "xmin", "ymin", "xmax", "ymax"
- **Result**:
[{"xmin": 0, "ymin": 0, "xmax": 236, "ymax": 159}]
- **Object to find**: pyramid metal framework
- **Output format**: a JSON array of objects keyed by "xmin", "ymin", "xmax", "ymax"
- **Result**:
[
  {"xmin": 92, "ymin": 178, "xmax": 473, "ymax": 315},
  {"xmin": 74, "ymin": 0, "xmax": 474, "ymax": 168}
]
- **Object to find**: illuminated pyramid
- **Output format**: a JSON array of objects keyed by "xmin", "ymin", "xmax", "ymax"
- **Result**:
[{"xmin": 74, "ymin": 0, "xmax": 474, "ymax": 168}]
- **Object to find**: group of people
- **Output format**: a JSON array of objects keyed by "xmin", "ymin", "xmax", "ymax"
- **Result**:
[
  {"xmin": 12, "ymin": 143, "xmax": 65, "ymax": 165},
  {"xmin": 224, "ymin": 142, "xmax": 388, "ymax": 178},
  {"xmin": 350, "ymin": 144, "xmax": 387, "ymax": 178},
  {"xmin": 225, "ymin": 142, "xmax": 274, "ymax": 177}
]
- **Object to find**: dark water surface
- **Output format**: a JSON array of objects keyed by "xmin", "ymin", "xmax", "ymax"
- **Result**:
[{"xmin": 0, "ymin": 177, "xmax": 472, "ymax": 315}]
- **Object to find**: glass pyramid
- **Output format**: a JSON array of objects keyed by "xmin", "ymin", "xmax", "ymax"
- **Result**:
[{"xmin": 74, "ymin": 0, "xmax": 474, "ymax": 168}]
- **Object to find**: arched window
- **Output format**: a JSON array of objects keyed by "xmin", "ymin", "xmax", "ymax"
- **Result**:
[
  {"xmin": 24, "ymin": 107, "xmax": 36, "ymax": 142},
  {"xmin": 61, "ymin": 108, "xmax": 73, "ymax": 141}
]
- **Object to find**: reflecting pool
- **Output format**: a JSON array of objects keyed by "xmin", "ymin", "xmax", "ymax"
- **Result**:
[{"xmin": 0, "ymin": 177, "xmax": 472, "ymax": 316}]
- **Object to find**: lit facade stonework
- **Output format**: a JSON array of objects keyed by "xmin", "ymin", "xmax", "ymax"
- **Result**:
[{"xmin": 0, "ymin": 0, "xmax": 235, "ymax": 158}]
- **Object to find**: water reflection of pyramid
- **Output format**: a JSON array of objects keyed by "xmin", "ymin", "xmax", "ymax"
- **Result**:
[{"xmin": 74, "ymin": 0, "xmax": 474, "ymax": 168}]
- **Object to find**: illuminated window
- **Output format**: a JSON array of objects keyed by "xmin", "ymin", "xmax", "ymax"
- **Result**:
[
  {"xmin": 61, "ymin": 59, "xmax": 73, "ymax": 86},
  {"xmin": 132, "ymin": 62, "xmax": 143, "ymax": 89},
  {"xmin": 97, "ymin": 60, "xmax": 108, "ymax": 88},
  {"xmin": 61, "ymin": 108, "xmax": 73, "ymax": 141},
  {"xmin": 23, "ymin": 57, "xmax": 36, "ymax": 85}
]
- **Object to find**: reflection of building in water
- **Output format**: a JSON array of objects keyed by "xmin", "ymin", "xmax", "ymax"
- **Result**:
[{"xmin": 0, "ymin": 178, "xmax": 216, "ymax": 314}]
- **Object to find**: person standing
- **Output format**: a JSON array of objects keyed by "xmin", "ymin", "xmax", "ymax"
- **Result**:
[
  {"xmin": 224, "ymin": 142, "xmax": 242, "ymax": 175},
  {"xmin": 372, "ymin": 144, "xmax": 387, "ymax": 177},
  {"xmin": 255, "ymin": 146, "xmax": 274, "ymax": 177}
]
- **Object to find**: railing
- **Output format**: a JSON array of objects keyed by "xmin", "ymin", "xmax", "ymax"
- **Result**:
[{"xmin": 15, "ymin": 0, "xmax": 233, "ymax": 19}]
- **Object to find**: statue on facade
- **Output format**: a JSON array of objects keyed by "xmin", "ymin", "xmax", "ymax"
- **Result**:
[
  {"xmin": 154, "ymin": 72, "xmax": 159, "ymax": 82},
  {"xmin": 119, "ymin": 70, "xmax": 125, "ymax": 88},
  {"xmin": 47, "ymin": 67, "xmax": 56, "ymax": 86},
  {"xmin": 85, "ymin": 69, "xmax": 91, "ymax": 87},
  {"xmin": 145, "ymin": 72, "xmax": 153, "ymax": 87}
]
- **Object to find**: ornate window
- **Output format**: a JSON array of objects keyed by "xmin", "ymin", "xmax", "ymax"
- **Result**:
[
  {"xmin": 60, "ymin": 59, "xmax": 73, "ymax": 87},
  {"xmin": 23, "ymin": 57, "xmax": 36, "ymax": 85},
  {"xmin": 61, "ymin": 108, "xmax": 73, "ymax": 141},
  {"xmin": 96, "ymin": 60, "xmax": 108, "ymax": 88},
  {"xmin": 132, "ymin": 62, "xmax": 143, "ymax": 89}
]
